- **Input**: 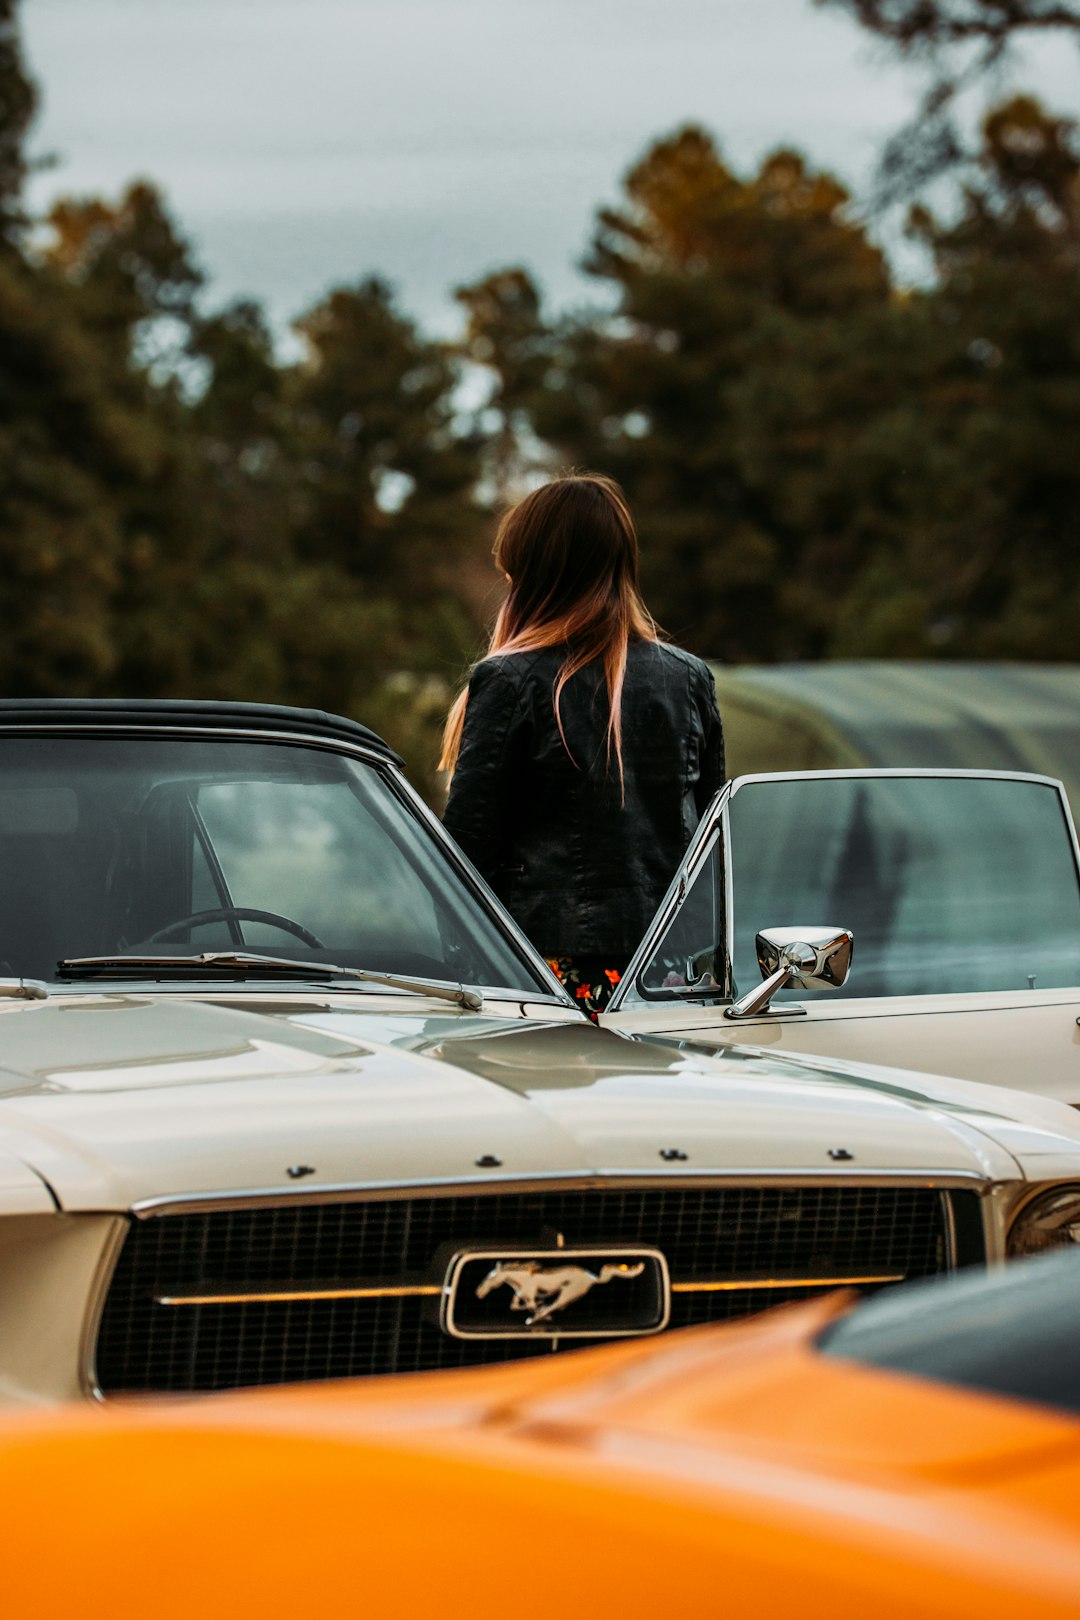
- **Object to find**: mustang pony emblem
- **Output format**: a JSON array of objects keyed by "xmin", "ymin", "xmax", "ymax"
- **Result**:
[{"xmin": 475, "ymin": 1259, "xmax": 645, "ymax": 1327}]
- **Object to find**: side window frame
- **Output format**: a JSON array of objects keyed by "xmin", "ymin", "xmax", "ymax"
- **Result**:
[
  {"xmin": 611, "ymin": 768, "xmax": 1080, "ymax": 1012},
  {"xmin": 723, "ymin": 767, "xmax": 1080, "ymax": 1004},
  {"xmin": 611, "ymin": 785, "xmax": 734, "ymax": 1009}
]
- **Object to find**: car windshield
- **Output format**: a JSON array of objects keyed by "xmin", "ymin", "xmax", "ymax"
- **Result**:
[
  {"xmin": 820, "ymin": 1250, "xmax": 1080, "ymax": 1418},
  {"xmin": 0, "ymin": 734, "xmax": 547, "ymax": 992}
]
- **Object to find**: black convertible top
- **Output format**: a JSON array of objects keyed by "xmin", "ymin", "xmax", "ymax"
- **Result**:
[
  {"xmin": 822, "ymin": 1248, "xmax": 1080, "ymax": 1417},
  {"xmin": 0, "ymin": 699, "xmax": 402, "ymax": 763}
]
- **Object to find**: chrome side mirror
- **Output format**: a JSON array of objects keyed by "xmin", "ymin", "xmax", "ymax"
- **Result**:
[{"xmin": 724, "ymin": 926, "xmax": 853, "ymax": 1020}]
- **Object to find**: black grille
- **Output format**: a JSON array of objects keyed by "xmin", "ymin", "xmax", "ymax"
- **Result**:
[{"xmin": 95, "ymin": 1184, "xmax": 966, "ymax": 1394}]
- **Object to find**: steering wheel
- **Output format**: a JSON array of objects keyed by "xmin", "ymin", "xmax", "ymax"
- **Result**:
[{"xmin": 144, "ymin": 906, "xmax": 326, "ymax": 950}]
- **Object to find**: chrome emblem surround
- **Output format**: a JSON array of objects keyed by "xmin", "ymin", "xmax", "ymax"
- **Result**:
[{"xmin": 441, "ymin": 1246, "xmax": 671, "ymax": 1340}]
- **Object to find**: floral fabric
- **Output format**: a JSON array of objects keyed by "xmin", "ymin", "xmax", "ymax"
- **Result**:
[{"xmin": 545, "ymin": 954, "xmax": 627, "ymax": 1016}]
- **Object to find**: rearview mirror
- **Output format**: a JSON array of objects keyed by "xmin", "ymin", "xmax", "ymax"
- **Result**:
[{"xmin": 724, "ymin": 926, "xmax": 853, "ymax": 1020}]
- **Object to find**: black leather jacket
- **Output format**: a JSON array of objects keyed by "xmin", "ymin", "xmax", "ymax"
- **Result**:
[{"xmin": 442, "ymin": 640, "xmax": 725, "ymax": 957}]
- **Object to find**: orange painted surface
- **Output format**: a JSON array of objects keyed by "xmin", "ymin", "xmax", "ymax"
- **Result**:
[{"xmin": 5, "ymin": 1297, "xmax": 1080, "ymax": 1619}]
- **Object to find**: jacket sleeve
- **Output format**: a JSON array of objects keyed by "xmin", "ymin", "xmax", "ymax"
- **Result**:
[
  {"xmin": 694, "ymin": 664, "xmax": 726, "ymax": 817},
  {"xmin": 441, "ymin": 658, "xmax": 528, "ymax": 888}
]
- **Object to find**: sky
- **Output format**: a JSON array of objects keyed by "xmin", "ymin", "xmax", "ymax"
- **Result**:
[{"xmin": 20, "ymin": 0, "xmax": 1080, "ymax": 338}]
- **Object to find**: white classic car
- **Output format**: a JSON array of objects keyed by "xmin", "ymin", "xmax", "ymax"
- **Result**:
[
  {"xmin": 602, "ymin": 768, "xmax": 1080, "ymax": 1104},
  {"xmin": 0, "ymin": 700, "xmax": 1079, "ymax": 1405}
]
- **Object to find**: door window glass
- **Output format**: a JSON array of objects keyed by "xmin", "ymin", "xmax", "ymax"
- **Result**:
[
  {"xmin": 637, "ymin": 836, "xmax": 725, "ymax": 997},
  {"xmin": 727, "ymin": 775, "xmax": 1080, "ymax": 999}
]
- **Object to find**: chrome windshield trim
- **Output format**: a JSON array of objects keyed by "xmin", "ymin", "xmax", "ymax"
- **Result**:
[
  {"xmin": 729, "ymin": 767, "xmax": 1072, "ymax": 789},
  {"xmin": 0, "ymin": 978, "xmax": 49, "ymax": 1001},
  {"xmin": 1057, "ymin": 778, "xmax": 1080, "ymax": 896},
  {"xmin": 131, "ymin": 1167, "xmax": 992, "ymax": 1220}
]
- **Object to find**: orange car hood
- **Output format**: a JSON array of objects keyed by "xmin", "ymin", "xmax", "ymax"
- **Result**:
[
  {"xmin": 4, "ymin": 1299, "xmax": 1080, "ymax": 1620},
  {"xmin": 228, "ymin": 1291, "xmax": 1080, "ymax": 1495}
]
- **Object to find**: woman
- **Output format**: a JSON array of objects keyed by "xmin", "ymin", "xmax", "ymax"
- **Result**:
[{"xmin": 441, "ymin": 473, "xmax": 724, "ymax": 1013}]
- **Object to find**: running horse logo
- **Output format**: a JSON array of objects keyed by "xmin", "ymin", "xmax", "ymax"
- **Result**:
[{"xmin": 475, "ymin": 1258, "xmax": 645, "ymax": 1327}]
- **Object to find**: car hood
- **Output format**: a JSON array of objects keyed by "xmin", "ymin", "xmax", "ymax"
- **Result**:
[
  {"xmin": 3, "ymin": 1296, "xmax": 1080, "ymax": 1618},
  {"xmin": 0, "ymin": 992, "xmax": 1060, "ymax": 1211}
]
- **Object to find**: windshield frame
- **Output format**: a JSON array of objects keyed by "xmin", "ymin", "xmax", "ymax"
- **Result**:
[{"xmin": 0, "ymin": 720, "xmax": 577, "ymax": 1008}]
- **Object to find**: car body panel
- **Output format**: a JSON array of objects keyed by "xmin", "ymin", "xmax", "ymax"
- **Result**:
[
  {"xmin": 4, "ymin": 1295, "xmax": 1080, "ymax": 1618},
  {"xmin": 0, "ymin": 1148, "xmax": 54, "ymax": 1215},
  {"xmin": 607, "ymin": 989, "xmax": 1080, "ymax": 1102},
  {"xmin": 0, "ymin": 1211, "xmax": 123, "ymax": 1406}
]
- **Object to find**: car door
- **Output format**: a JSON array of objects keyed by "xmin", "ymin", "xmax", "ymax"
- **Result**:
[{"xmin": 600, "ymin": 769, "xmax": 1080, "ymax": 1104}]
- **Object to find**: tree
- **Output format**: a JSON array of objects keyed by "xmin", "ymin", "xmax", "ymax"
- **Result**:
[
  {"xmin": 461, "ymin": 129, "xmax": 896, "ymax": 661},
  {"xmin": 290, "ymin": 277, "xmax": 479, "ymax": 590},
  {"xmin": 454, "ymin": 268, "xmax": 554, "ymax": 496},
  {"xmin": 820, "ymin": 0, "xmax": 1080, "ymax": 50},
  {"xmin": 0, "ymin": 0, "xmax": 478, "ymax": 793},
  {"xmin": 836, "ymin": 95, "xmax": 1080, "ymax": 656},
  {"xmin": 0, "ymin": 0, "xmax": 34, "ymax": 243},
  {"xmin": 287, "ymin": 277, "xmax": 486, "ymax": 707},
  {"xmin": 0, "ymin": 5, "xmax": 127, "ymax": 689},
  {"xmin": 34, "ymin": 182, "xmax": 217, "ymax": 693},
  {"xmin": 817, "ymin": 0, "xmax": 1080, "ymax": 196},
  {"xmin": 0, "ymin": 256, "xmax": 124, "ymax": 689}
]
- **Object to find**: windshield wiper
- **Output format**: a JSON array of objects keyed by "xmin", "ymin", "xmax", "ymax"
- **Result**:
[{"xmin": 56, "ymin": 953, "xmax": 484, "ymax": 1011}]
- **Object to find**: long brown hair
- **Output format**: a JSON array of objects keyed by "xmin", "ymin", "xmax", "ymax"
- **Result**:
[{"xmin": 440, "ymin": 473, "xmax": 660, "ymax": 785}]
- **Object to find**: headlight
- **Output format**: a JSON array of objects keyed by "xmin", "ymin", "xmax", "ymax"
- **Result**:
[{"xmin": 1008, "ymin": 1185, "xmax": 1080, "ymax": 1258}]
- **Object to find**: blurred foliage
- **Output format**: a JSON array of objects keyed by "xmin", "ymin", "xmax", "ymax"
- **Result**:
[
  {"xmin": 1, "ymin": 0, "xmax": 1079, "ymax": 803},
  {"xmin": 457, "ymin": 106, "xmax": 1080, "ymax": 663},
  {"xmin": 0, "ymin": 0, "xmax": 34, "ymax": 238},
  {"xmin": 817, "ymin": 0, "xmax": 1080, "ymax": 199}
]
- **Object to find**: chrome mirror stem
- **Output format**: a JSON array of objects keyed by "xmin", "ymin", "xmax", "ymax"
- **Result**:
[{"xmin": 726, "ymin": 965, "xmax": 792, "ymax": 1019}]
